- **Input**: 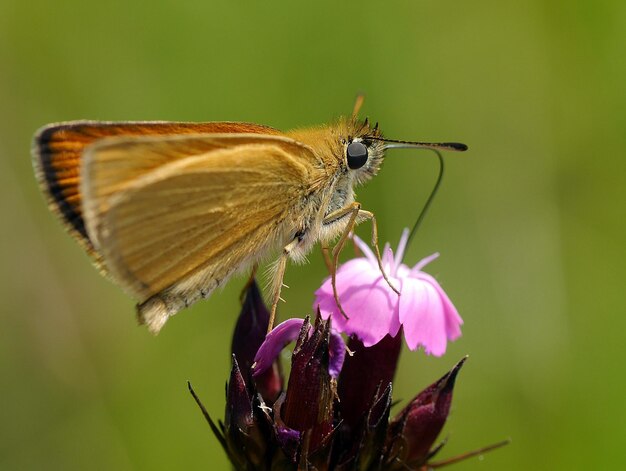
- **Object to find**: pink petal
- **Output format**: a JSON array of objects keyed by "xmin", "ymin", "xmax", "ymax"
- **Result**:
[
  {"xmin": 315, "ymin": 258, "xmax": 378, "ymax": 332},
  {"xmin": 399, "ymin": 277, "xmax": 448, "ymax": 356},
  {"xmin": 252, "ymin": 318, "xmax": 347, "ymax": 379},
  {"xmin": 253, "ymin": 318, "xmax": 303, "ymax": 377},
  {"xmin": 414, "ymin": 273, "xmax": 463, "ymax": 340},
  {"xmin": 315, "ymin": 262, "xmax": 400, "ymax": 347},
  {"xmin": 393, "ymin": 228, "xmax": 411, "ymax": 271},
  {"xmin": 339, "ymin": 276, "xmax": 400, "ymax": 347},
  {"xmin": 395, "ymin": 263, "xmax": 411, "ymax": 279},
  {"xmin": 315, "ymin": 258, "xmax": 372, "ymax": 297},
  {"xmin": 352, "ymin": 235, "xmax": 377, "ymax": 267},
  {"xmin": 382, "ymin": 243, "xmax": 394, "ymax": 272},
  {"xmin": 411, "ymin": 252, "xmax": 440, "ymax": 274},
  {"xmin": 328, "ymin": 331, "xmax": 347, "ymax": 378}
]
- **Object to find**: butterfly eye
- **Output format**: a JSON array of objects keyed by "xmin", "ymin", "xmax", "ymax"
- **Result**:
[{"xmin": 346, "ymin": 141, "xmax": 368, "ymax": 169}]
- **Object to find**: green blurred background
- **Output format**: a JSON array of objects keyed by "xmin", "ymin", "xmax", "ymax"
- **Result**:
[{"xmin": 1, "ymin": 0, "xmax": 625, "ymax": 469}]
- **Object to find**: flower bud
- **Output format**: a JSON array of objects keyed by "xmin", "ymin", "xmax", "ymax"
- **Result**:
[
  {"xmin": 281, "ymin": 317, "xmax": 335, "ymax": 453},
  {"xmin": 231, "ymin": 280, "xmax": 282, "ymax": 402},
  {"xmin": 225, "ymin": 355, "xmax": 254, "ymax": 433},
  {"xmin": 231, "ymin": 280, "xmax": 271, "ymax": 371},
  {"xmin": 386, "ymin": 357, "xmax": 467, "ymax": 467},
  {"xmin": 339, "ymin": 383, "xmax": 392, "ymax": 469},
  {"xmin": 338, "ymin": 332, "xmax": 402, "ymax": 431},
  {"xmin": 223, "ymin": 355, "xmax": 267, "ymax": 469}
]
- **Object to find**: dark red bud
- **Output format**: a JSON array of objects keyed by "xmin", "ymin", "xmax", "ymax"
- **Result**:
[
  {"xmin": 231, "ymin": 280, "xmax": 271, "ymax": 372},
  {"xmin": 338, "ymin": 332, "xmax": 402, "ymax": 431},
  {"xmin": 282, "ymin": 317, "xmax": 335, "ymax": 453},
  {"xmin": 221, "ymin": 355, "xmax": 268, "ymax": 469},
  {"xmin": 387, "ymin": 357, "xmax": 467, "ymax": 466},
  {"xmin": 354, "ymin": 383, "xmax": 393, "ymax": 469},
  {"xmin": 231, "ymin": 280, "xmax": 283, "ymax": 402},
  {"xmin": 225, "ymin": 355, "xmax": 254, "ymax": 433}
]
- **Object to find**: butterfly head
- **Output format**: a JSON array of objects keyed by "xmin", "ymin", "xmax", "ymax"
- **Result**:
[{"xmin": 335, "ymin": 117, "xmax": 386, "ymax": 186}]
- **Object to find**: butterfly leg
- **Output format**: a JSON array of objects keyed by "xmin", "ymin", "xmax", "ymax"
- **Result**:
[
  {"xmin": 268, "ymin": 237, "xmax": 300, "ymax": 333},
  {"xmin": 354, "ymin": 209, "xmax": 400, "ymax": 295},
  {"xmin": 323, "ymin": 203, "xmax": 399, "ymax": 320},
  {"xmin": 321, "ymin": 244, "xmax": 333, "ymax": 273},
  {"xmin": 322, "ymin": 202, "xmax": 364, "ymax": 319},
  {"xmin": 319, "ymin": 242, "xmax": 350, "ymax": 319}
]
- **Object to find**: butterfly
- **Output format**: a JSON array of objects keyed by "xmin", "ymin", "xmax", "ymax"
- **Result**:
[{"xmin": 32, "ymin": 98, "xmax": 466, "ymax": 333}]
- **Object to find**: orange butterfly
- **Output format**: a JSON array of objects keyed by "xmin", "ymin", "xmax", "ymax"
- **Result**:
[{"xmin": 32, "ymin": 99, "xmax": 466, "ymax": 333}]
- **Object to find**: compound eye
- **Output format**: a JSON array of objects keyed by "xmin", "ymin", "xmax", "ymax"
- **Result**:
[{"xmin": 346, "ymin": 141, "xmax": 368, "ymax": 169}]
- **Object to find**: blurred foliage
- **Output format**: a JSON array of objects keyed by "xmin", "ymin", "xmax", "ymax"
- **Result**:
[{"xmin": 1, "ymin": 0, "xmax": 625, "ymax": 469}]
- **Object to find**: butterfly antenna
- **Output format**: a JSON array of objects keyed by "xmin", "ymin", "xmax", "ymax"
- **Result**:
[
  {"xmin": 352, "ymin": 94, "xmax": 365, "ymax": 118},
  {"xmin": 373, "ymin": 137, "xmax": 467, "ymax": 249},
  {"xmin": 407, "ymin": 149, "xmax": 444, "ymax": 248}
]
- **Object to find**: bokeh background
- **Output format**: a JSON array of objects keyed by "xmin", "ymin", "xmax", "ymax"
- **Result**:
[{"xmin": 1, "ymin": 1, "xmax": 625, "ymax": 469}]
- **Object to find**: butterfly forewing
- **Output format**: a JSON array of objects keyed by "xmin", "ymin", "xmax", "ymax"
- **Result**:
[{"xmin": 32, "ymin": 121, "xmax": 281, "ymax": 265}]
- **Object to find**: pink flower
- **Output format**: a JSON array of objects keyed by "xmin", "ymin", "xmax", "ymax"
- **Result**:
[{"xmin": 314, "ymin": 229, "xmax": 463, "ymax": 356}]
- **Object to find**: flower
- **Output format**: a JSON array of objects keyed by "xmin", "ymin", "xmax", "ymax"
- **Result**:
[
  {"xmin": 315, "ymin": 228, "xmax": 463, "ymax": 356},
  {"xmin": 189, "ymin": 282, "xmax": 507, "ymax": 470}
]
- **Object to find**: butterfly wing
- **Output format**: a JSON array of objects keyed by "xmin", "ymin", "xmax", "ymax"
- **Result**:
[
  {"xmin": 31, "ymin": 121, "xmax": 280, "ymax": 266},
  {"xmin": 81, "ymin": 134, "xmax": 320, "ymax": 332}
]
